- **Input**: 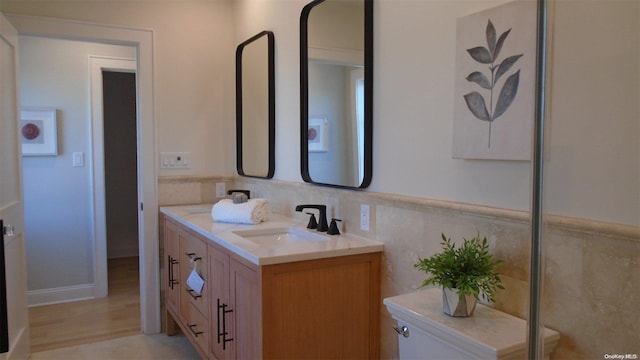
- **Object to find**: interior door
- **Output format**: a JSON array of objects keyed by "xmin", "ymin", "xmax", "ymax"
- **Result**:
[{"xmin": 0, "ymin": 12, "xmax": 30, "ymax": 360}]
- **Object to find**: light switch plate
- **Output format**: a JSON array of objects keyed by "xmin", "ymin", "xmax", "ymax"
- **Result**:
[
  {"xmin": 160, "ymin": 152, "xmax": 191, "ymax": 169},
  {"xmin": 72, "ymin": 152, "xmax": 84, "ymax": 167}
]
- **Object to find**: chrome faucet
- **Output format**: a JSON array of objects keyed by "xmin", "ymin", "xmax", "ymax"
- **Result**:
[{"xmin": 295, "ymin": 204, "xmax": 328, "ymax": 232}]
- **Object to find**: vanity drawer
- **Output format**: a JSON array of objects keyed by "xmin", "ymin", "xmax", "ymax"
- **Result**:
[
  {"xmin": 181, "ymin": 272, "xmax": 209, "ymax": 319},
  {"xmin": 179, "ymin": 229, "xmax": 209, "ymax": 317},
  {"xmin": 184, "ymin": 302, "xmax": 210, "ymax": 355}
]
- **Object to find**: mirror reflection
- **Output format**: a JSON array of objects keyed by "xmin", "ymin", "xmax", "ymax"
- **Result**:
[
  {"xmin": 301, "ymin": 0, "xmax": 372, "ymax": 188},
  {"xmin": 236, "ymin": 31, "xmax": 275, "ymax": 178}
]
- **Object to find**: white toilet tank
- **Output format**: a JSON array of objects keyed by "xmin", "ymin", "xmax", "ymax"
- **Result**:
[{"xmin": 384, "ymin": 288, "xmax": 559, "ymax": 360}]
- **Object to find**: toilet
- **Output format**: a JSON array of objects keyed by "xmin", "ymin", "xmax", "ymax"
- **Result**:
[{"xmin": 384, "ymin": 287, "xmax": 559, "ymax": 359}]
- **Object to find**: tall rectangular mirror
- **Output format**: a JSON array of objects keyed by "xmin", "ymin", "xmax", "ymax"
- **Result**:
[
  {"xmin": 300, "ymin": 0, "xmax": 373, "ymax": 189},
  {"xmin": 236, "ymin": 30, "xmax": 275, "ymax": 179}
]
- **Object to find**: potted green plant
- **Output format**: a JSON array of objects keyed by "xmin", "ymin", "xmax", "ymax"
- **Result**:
[{"xmin": 414, "ymin": 233, "xmax": 504, "ymax": 317}]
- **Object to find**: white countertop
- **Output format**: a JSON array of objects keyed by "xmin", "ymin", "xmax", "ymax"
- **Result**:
[{"xmin": 160, "ymin": 204, "xmax": 384, "ymax": 266}]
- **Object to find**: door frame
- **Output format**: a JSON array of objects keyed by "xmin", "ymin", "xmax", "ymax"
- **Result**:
[
  {"xmin": 0, "ymin": 12, "xmax": 29, "ymax": 360},
  {"xmin": 6, "ymin": 14, "xmax": 160, "ymax": 334},
  {"xmin": 89, "ymin": 56, "xmax": 137, "ymax": 298}
]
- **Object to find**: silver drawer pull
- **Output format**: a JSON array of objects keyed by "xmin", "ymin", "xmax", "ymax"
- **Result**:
[{"xmin": 393, "ymin": 325, "xmax": 410, "ymax": 338}]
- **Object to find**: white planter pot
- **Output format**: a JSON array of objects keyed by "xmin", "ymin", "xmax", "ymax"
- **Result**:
[{"xmin": 442, "ymin": 287, "xmax": 477, "ymax": 317}]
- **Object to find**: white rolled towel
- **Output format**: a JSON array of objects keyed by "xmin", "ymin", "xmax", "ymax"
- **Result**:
[{"xmin": 211, "ymin": 198, "xmax": 271, "ymax": 225}]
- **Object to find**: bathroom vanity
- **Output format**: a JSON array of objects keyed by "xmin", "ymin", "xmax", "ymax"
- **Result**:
[{"xmin": 160, "ymin": 205, "xmax": 383, "ymax": 359}]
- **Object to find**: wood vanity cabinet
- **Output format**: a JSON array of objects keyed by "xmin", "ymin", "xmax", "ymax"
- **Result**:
[{"xmin": 163, "ymin": 215, "xmax": 381, "ymax": 359}]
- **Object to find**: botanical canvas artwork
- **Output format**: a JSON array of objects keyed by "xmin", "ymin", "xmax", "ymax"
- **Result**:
[{"xmin": 452, "ymin": 0, "xmax": 536, "ymax": 160}]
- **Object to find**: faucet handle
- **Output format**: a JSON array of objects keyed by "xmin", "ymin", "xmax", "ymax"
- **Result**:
[
  {"xmin": 305, "ymin": 212, "xmax": 318, "ymax": 229},
  {"xmin": 327, "ymin": 218, "xmax": 342, "ymax": 235}
]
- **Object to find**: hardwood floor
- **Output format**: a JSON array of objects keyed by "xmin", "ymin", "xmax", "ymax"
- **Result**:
[{"xmin": 29, "ymin": 257, "xmax": 141, "ymax": 353}]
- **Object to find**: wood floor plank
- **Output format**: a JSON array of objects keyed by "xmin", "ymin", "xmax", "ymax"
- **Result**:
[{"xmin": 29, "ymin": 257, "xmax": 141, "ymax": 353}]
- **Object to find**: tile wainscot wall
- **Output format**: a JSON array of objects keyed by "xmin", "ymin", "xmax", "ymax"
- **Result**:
[{"xmin": 158, "ymin": 176, "xmax": 640, "ymax": 359}]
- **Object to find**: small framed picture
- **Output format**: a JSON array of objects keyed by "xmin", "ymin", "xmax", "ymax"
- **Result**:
[
  {"xmin": 308, "ymin": 116, "xmax": 328, "ymax": 152},
  {"xmin": 21, "ymin": 108, "xmax": 58, "ymax": 156}
]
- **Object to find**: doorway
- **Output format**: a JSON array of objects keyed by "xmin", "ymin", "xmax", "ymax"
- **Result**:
[
  {"xmin": 24, "ymin": 53, "xmax": 143, "ymax": 354},
  {"xmin": 103, "ymin": 70, "xmax": 139, "ymax": 261},
  {"xmin": 90, "ymin": 57, "xmax": 139, "ymax": 298},
  {"xmin": 9, "ymin": 14, "xmax": 160, "ymax": 334}
]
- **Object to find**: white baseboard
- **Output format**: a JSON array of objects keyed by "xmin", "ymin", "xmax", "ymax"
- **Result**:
[{"xmin": 27, "ymin": 284, "xmax": 94, "ymax": 307}]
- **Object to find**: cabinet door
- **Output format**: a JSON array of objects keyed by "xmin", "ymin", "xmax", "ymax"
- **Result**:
[
  {"xmin": 209, "ymin": 245, "xmax": 260, "ymax": 360},
  {"xmin": 262, "ymin": 253, "xmax": 381, "ymax": 358},
  {"xmin": 229, "ymin": 258, "xmax": 260, "ymax": 360},
  {"xmin": 208, "ymin": 244, "xmax": 230, "ymax": 360},
  {"xmin": 164, "ymin": 219, "xmax": 180, "ymax": 313}
]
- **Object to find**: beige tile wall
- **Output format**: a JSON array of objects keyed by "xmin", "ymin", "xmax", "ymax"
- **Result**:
[{"xmin": 158, "ymin": 176, "xmax": 640, "ymax": 359}]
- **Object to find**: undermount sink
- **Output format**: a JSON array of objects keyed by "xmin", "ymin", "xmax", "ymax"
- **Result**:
[{"xmin": 233, "ymin": 227, "xmax": 328, "ymax": 245}]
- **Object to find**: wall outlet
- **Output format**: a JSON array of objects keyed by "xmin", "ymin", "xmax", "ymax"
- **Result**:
[
  {"xmin": 360, "ymin": 204, "xmax": 370, "ymax": 232},
  {"xmin": 216, "ymin": 182, "xmax": 226, "ymax": 198}
]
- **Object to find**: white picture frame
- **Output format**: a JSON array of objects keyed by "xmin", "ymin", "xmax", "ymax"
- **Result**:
[
  {"xmin": 308, "ymin": 116, "xmax": 328, "ymax": 152},
  {"xmin": 21, "ymin": 108, "xmax": 58, "ymax": 156}
]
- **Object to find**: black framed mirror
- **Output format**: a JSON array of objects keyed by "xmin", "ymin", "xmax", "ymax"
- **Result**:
[
  {"xmin": 300, "ymin": 0, "xmax": 373, "ymax": 189},
  {"xmin": 236, "ymin": 30, "xmax": 275, "ymax": 179}
]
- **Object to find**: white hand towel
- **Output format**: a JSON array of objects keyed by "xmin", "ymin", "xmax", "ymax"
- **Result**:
[{"xmin": 211, "ymin": 198, "xmax": 271, "ymax": 225}]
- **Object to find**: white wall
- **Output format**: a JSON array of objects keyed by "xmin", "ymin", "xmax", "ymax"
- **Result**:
[
  {"xmin": 6, "ymin": 0, "xmax": 639, "ymax": 230},
  {"xmin": 374, "ymin": 0, "xmax": 530, "ymax": 208},
  {"xmin": 19, "ymin": 36, "xmax": 135, "ymax": 295},
  {"xmin": 4, "ymin": 0, "xmax": 237, "ymax": 301},
  {"xmin": 2, "ymin": 0, "xmax": 237, "ymax": 177},
  {"xmin": 543, "ymin": 0, "xmax": 639, "ymax": 226},
  {"xmin": 234, "ymin": 0, "xmax": 639, "ymax": 227},
  {"xmin": 233, "ymin": 0, "xmax": 304, "ymax": 182}
]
